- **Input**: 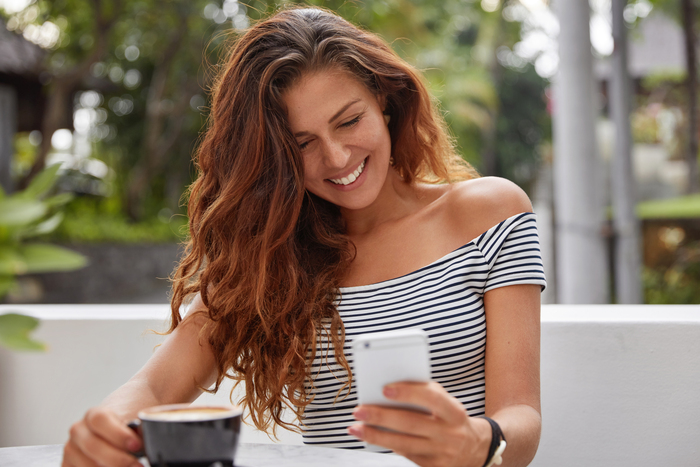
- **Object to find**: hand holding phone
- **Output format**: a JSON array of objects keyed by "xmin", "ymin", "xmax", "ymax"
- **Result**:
[{"xmin": 352, "ymin": 329, "xmax": 432, "ymax": 450}]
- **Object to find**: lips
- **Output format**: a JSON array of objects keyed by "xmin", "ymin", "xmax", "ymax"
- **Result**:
[{"xmin": 327, "ymin": 158, "xmax": 367, "ymax": 186}]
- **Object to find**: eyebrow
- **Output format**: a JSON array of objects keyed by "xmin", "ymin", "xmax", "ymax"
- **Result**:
[{"xmin": 293, "ymin": 98, "xmax": 361, "ymax": 137}]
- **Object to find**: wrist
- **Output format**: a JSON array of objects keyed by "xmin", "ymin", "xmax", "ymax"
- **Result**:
[
  {"xmin": 480, "ymin": 416, "xmax": 507, "ymax": 467},
  {"xmin": 470, "ymin": 416, "xmax": 493, "ymax": 467}
]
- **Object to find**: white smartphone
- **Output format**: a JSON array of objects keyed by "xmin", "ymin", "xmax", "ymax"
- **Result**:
[{"xmin": 352, "ymin": 329, "xmax": 432, "ymax": 450}]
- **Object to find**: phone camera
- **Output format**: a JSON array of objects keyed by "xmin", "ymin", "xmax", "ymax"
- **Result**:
[{"xmin": 364, "ymin": 342, "xmax": 370, "ymax": 348}]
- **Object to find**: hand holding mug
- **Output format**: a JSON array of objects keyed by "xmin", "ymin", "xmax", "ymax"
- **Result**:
[{"xmin": 63, "ymin": 407, "xmax": 143, "ymax": 467}]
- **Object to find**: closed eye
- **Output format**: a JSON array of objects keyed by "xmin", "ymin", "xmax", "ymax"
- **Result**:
[
  {"xmin": 297, "ymin": 113, "xmax": 363, "ymax": 150},
  {"xmin": 340, "ymin": 115, "xmax": 361, "ymax": 128}
]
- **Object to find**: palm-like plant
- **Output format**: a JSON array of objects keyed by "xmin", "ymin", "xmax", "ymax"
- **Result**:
[{"xmin": 0, "ymin": 165, "xmax": 88, "ymax": 350}]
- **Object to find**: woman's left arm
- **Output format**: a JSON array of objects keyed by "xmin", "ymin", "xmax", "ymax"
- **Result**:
[{"xmin": 481, "ymin": 282, "xmax": 542, "ymax": 467}]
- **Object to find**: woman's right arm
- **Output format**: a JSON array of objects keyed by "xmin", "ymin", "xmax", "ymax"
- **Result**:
[{"xmin": 62, "ymin": 294, "xmax": 218, "ymax": 467}]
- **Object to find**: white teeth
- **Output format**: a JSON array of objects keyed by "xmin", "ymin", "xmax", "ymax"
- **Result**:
[{"xmin": 329, "ymin": 159, "xmax": 365, "ymax": 185}]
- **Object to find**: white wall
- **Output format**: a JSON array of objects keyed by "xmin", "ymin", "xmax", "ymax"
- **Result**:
[
  {"xmin": 0, "ymin": 305, "xmax": 301, "ymax": 447},
  {"xmin": 1, "ymin": 304, "xmax": 699, "ymax": 466},
  {"xmin": 536, "ymin": 305, "xmax": 700, "ymax": 466}
]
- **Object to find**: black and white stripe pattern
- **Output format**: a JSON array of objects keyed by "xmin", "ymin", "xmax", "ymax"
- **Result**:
[{"xmin": 301, "ymin": 212, "xmax": 547, "ymax": 449}]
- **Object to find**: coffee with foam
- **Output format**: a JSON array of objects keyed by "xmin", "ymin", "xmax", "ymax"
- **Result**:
[{"xmin": 141, "ymin": 407, "xmax": 237, "ymax": 422}]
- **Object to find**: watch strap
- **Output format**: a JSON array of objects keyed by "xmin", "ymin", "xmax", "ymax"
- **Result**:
[{"xmin": 480, "ymin": 416, "xmax": 506, "ymax": 467}]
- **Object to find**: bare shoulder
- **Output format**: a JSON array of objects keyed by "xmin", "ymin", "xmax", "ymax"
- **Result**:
[
  {"xmin": 443, "ymin": 176, "xmax": 533, "ymax": 240},
  {"xmin": 449, "ymin": 176, "xmax": 533, "ymax": 212}
]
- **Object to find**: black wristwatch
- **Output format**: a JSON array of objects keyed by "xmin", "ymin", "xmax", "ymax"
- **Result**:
[{"xmin": 480, "ymin": 416, "xmax": 507, "ymax": 467}]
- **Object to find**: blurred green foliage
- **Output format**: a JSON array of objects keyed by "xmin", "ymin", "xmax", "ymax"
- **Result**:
[
  {"xmin": 0, "ymin": 313, "xmax": 44, "ymax": 351},
  {"xmin": 631, "ymin": 110, "xmax": 661, "ymax": 145},
  {"xmin": 46, "ymin": 196, "xmax": 188, "ymax": 243},
  {"xmin": 637, "ymin": 194, "xmax": 700, "ymax": 219},
  {"xmin": 493, "ymin": 66, "xmax": 551, "ymax": 193},
  {"xmin": 0, "ymin": 165, "xmax": 88, "ymax": 351},
  {"xmin": 0, "ymin": 165, "xmax": 88, "ymax": 292},
  {"xmin": 635, "ymin": 71, "xmax": 688, "ymax": 155},
  {"xmin": 12, "ymin": 133, "xmax": 37, "ymax": 179},
  {"xmin": 3, "ymin": 0, "xmax": 549, "ymax": 235},
  {"xmin": 641, "ymin": 71, "xmax": 686, "ymax": 90},
  {"xmin": 643, "ymin": 239, "xmax": 700, "ymax": 304}
]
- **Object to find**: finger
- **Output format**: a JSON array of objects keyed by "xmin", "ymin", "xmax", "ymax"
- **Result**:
[
  {"xmin": 70, "ymin": 421, "xmax": 141, "ymax": 467},
  {"xmin": 85, "ymin": 408, "xmax": 142, "ymax": 453},
  {"xmin": 63, "ymin": 440, "xmax": 100, "ymax": 467},
  {"xmin": 348, "ymin": 423, "xmax": 434, "ymax": 457},
  {"xmin": 384, "ymin": 381, "xmax": 466, "ymax": 425},
  {"xmin": 353, "ymin": 405, "xmax": 438, "ymax": 438}
]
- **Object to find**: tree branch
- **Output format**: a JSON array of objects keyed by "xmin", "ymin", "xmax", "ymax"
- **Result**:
[{"xmin": 19, "ymin": 0, "xmax": 123, "ymax": 187}]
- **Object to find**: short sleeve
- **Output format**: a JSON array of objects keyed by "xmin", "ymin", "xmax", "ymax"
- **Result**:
[{"xmin": 474, "ymin": 212, "xmax": 547, "ymax": 293}]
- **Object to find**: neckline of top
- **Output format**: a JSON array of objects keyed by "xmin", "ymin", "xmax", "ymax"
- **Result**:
[{"xmin": 338, "ymin": 211, "xmax": 535, "ymax": 293}]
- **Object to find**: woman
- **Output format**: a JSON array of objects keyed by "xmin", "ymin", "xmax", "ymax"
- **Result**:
[{"xmin": 63, "ymin": 7, "xmax": 545, "ymax": 467}]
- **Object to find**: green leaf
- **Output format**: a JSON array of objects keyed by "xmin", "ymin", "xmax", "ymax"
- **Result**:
[
  {"xmin": 0, "ymin": 225, "xmax": 10, "ymax": 243},
  {"xmin": 44, "ymin": 193, "xmax": 74, "ymax": 209},
  {"xmin": 0, "ymin": 313, "xmax": 46, "ymax": 351},
  {"xmin": 0, "ymin": 275, "xmax": 16, "ymax": 298},
  {"xmin": 16, "ymin": 243, "xmax": 88, "ymax": 273},
  {"xmin": 18, "ymin": 212, "xmax": 65, "ymax": 239},
  {"xmin": 0, "ymin": 243, "xmax": 88, "ymax": 275},
  {"xmin": 0, "ymin": 199, "xmax": 47, "ymax": 226},
  {"xmin": 0, "ymin": 247, "xmax": 28, "ymax": 275},
  {"xmin": 18, "ymin": 164, "xmax": 61, "ymax": 200}
]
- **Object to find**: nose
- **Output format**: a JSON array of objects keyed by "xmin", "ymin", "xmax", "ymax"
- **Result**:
[{"xmin": 320, "ymin": 136, "xmax": 351, "ymax": 169}]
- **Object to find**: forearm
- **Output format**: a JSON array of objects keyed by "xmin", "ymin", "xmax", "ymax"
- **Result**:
[
  {"xmin": 99, "ymin": 378, "xmax": 166, "ymax": 422},
  {"xmin": 490, "ymin": 404, "xmax": 541, "ymax": 467},
  {"xmin": 100, "ymin": 318, "xmax": 215, "ymax": 421}
]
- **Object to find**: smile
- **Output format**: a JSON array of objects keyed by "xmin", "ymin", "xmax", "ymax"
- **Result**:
[{"xmin": 328, "ymin": 158, "xmax": 366, "ymax": 186}]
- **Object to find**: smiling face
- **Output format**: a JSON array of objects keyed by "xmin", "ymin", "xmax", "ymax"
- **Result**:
[{"xmin": 282, "ymin": 68, "xmax": 392, "ymax": 211}]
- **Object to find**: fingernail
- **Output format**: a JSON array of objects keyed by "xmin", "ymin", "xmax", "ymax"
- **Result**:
[
  {"xmin": 353, "ymin": 408, "xmax": 368, "ymax": 421},
  {"xmin": 348, "ymin": 424, "xmax": 364, "ymax": 439},
  {"xmin": 383, "ymin": 385, "xmax": 397, "ymax": 398}
]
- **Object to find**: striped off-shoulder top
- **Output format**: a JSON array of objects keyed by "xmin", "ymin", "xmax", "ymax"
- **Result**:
[{"xmin": 301, "ymin": 211, "xmax": 547, "ymax": 449}]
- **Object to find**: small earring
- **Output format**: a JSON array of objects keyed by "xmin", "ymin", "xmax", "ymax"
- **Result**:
[
  {"xmin": 389, "ymin": 156, "xmax": 395, "ymax": 166},
  {"xmin": 383, "ymin": 114, "xmax": 391, "ymax": 125}
]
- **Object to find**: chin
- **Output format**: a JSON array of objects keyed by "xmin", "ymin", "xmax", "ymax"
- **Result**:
[{"xmin": 333, "ymin": 187, "xmax": 384, "ymax": 211}]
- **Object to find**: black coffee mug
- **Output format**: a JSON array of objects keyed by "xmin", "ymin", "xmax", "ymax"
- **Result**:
[{"xmin": 128, "ymin": 403, "xmax": 242, "ymax": 467}]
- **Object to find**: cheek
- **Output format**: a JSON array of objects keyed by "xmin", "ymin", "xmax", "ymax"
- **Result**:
[
  {"xmin": 302, "ymin": 157, "xmax": 322, "ymax": 190},
  {"xmin": 369, "ymin": 120, "xmax": 391, "ymax": 152}
]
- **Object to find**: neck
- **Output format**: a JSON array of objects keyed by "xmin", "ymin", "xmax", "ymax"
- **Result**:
[{"xmin": 340, "ymin": 168, "xmax": 420, "ymax": 237}]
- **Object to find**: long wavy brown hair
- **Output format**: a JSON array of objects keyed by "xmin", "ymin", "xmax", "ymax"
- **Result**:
[{"xmin": 169, "ymin": 6, "xmax": 477, "ymax": 435}]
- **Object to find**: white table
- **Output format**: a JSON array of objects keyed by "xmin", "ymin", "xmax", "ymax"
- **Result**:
[{"xmin": 0, "ymin": 442, "xmax": 417, "ymax": 466}]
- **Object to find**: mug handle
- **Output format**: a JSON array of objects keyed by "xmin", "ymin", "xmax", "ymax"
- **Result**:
[{"xmin": 127, "ymin": 419, "xmax": 146, "ymax": 459}]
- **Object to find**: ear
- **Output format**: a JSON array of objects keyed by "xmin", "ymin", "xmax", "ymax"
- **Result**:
[{"xmin": 377, "ymin": 94, "xmax": 387, "ymax": 113}]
